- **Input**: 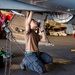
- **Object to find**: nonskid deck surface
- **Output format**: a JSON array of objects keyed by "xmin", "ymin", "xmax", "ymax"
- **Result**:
[{"xmin": 0, "ymin": 36, "xmax": 75, "ymax": 75}]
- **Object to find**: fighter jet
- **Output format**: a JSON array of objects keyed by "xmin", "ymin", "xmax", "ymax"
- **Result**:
[
  {"xmin": 0, "ymin": 0, "xmax": 75, "ymax": 36},
  {"xmin": 0, "ymin": 0, "xmax": 75, "ymax": 23}
]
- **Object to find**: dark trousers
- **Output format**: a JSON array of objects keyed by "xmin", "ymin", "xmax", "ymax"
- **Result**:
[{"xmin": 0, "ymin": 56, "xmax": 3, "ymax": 68}]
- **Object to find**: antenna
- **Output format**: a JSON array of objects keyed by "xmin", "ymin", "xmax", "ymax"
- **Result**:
[{"xmin": 11, "ymin": 10, "xmax": 25, "ymax": 17}]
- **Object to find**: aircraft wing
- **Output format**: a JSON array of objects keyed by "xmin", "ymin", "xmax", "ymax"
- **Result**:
[
  {"xmin": 0, "ymin": 0, "xmax": 52, "ymax": 12},
  {"xmin": 0, "ymin": 0, "xmax": 75, "ymax": 14},
  {"xmin": 18, "ymin": 0, "xmax": 75, "ymax": 14},
  {"xmin": 0, "ymin": 0, "xmax": 75, "ymax": 24}
]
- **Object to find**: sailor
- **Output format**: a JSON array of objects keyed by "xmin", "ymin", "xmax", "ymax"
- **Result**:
[{"xmin": 20, "ymin": 11, "xmax": 53, "ymax": 73}]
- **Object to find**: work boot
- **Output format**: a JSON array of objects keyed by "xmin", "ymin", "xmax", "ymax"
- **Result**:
[{"xmin": 20, "ymin": 63, "xmax": 26, "ymax": 71}]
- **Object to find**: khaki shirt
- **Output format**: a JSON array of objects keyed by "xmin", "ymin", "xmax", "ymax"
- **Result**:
[{"xmin": 25, "ymin": 30, "xmax": 40, "ymax": 52}]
